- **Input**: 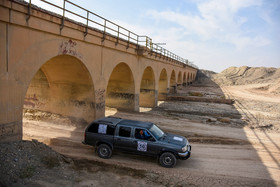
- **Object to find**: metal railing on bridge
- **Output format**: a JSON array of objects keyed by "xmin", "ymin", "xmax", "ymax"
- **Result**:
[{"xmin": 23, "ymin": 0, "xmax": 197, "ymax": 69}]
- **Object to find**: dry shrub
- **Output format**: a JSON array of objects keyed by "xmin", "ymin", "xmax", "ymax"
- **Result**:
[
  {"xmin": 19, "ymin": 166, "xmax": 36, "ymax": 179},
  {"xmin": 41, "ymin": 155, "xmax": 60, "ymax": 168},
  {"xmin": 218, "ymin": 118, "xmax": 231, "ymax": 123},
  {"xmin": 188, "ymin": 92, "xmax": 204, "ymax": 97}
]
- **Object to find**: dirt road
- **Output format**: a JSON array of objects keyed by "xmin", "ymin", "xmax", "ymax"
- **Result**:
[{"xmin": 23, "ymin": 83, "xmax": 280, "ymax": 186}]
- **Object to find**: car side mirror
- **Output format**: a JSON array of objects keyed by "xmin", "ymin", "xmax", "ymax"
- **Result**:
[{"xmin": 148, "ymin": 137, "xmax": 155, "ymax": 142}]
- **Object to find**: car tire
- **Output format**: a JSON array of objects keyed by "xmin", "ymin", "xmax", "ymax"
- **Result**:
[
  {"xmin": 159, "ymin": 152, "xmax": 177, "ymax": 168},
  {"xmin": 97, "ymin": 144, "xmax": 112, "ymax": 159}
]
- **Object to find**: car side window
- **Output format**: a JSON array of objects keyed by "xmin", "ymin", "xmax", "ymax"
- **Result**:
[
  {"xmin": 87, "ymin": 123, "xmax": 115, "ymax": 136},
  {"xmin": 135, "ymin": 128, "xmax": 154, "ymax": 141},
  {"xmin": 87, "ymin": 123, "xmax": 98, "ymax": 133},
  {"xmin": 106, "ymin": 125, "xmax": 115, "ymax": 135},
  {"xmin": 119, "ymin": 126, "xmax": 131, "ymax": 137}
]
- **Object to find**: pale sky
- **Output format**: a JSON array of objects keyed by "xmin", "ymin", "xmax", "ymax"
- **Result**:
[{"xmin": 29, "ymin": 0, "xmax": 280, "ymax": 72}]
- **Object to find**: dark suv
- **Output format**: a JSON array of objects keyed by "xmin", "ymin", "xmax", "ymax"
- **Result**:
[{"xmin": 83, "ymin": 117, "xmax": 191, "ymax": 168}]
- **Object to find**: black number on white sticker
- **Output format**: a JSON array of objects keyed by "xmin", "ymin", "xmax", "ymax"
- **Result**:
[{"xmin": 137, "ymin": 141, "xmax": 147, "ymax": 152}]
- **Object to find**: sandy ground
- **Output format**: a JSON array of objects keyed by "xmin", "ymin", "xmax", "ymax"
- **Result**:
[{"xmin": 21, "ymin": 83, "xmax": 280, "ymax": 186}]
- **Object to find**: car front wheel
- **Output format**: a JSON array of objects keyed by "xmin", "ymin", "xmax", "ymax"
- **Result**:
[
  {"xmin": 159, "ymin": 152, "xmax": 177, "ymax": 168},
  {"xmin": 97, "ymin": 144, "xmax": 112, "ymax": 159}
]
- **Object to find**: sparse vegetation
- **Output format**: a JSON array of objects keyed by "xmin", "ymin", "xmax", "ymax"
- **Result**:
[
  {"xmin": 188, "ymin": 92, "xmax": 204, "ymax": 97},
  {"xmin": 19, "ymin": 166, "xmax": 36, "ymax": 179},
  {"xmin": 41, "ymin": 155, "xmax": 60, "ymax": 168},
  {"xmin": 218, "ymin": 118, "xmax": 231, "ymax": 123}
]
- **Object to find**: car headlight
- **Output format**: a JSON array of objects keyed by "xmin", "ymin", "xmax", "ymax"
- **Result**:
[{"xmin": 182, "ymin": 145, "xmax": 188, "ymax": 152}]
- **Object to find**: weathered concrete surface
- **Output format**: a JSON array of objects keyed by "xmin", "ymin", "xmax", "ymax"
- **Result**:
[
  {"xmin": 158, "ymin": 69, "xmax": 168, "ymax": 101},
  {"xmin": 0, "ymin": 0, "xmax": 197, "ymax": 142}
]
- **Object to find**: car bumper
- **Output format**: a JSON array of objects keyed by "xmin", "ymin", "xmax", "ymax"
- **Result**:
[{"xmin": 178, "ymin": 145, "xmax": 191, "ymax": 160}]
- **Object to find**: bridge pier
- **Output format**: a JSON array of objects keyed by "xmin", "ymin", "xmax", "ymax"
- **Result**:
[
  {"xmin": 0, "ymin": 121, "xmax": 22, "ymax": 142},
  {"xmin": 0, "ymin": 79, "xmax": 24, "ymax": 142}
]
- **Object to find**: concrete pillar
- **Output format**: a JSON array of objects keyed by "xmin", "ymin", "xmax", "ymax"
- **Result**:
[
  {"xmin": 94, "ymin": 87, "xmax": 106, "ymax": 119},
  {"xmin": 154, "ymin": 90, "xmax": 158, "ymax": 107},
  {"xmin": 0, "ymin": 78, "xmax": 24, "ymax": 142},
  {"xmin": 134, "ymin": 93, "xmax": 139, "ymax": 112}
]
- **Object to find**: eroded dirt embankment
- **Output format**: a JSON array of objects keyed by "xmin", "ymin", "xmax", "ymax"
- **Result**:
[{"xmin": 191, "ymin": 67, "xmax": 280, "ymax": 132}]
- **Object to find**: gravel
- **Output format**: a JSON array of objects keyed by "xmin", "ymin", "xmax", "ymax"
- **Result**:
[{"xmin": 0, "ymin": 139, "xmax": 73, "ymax": 187}]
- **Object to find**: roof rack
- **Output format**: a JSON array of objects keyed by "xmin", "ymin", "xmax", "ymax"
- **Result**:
[
  {"xmin": 107, "ymin": 116, "xmax": 122, "ymax": 119},
  {"xmin": 97, "ymin": 120, "xmax": 113, "ymax": 124},
  {"xmin": 94, "ymin": 116, "xmax": 124, "ymax": 126}
]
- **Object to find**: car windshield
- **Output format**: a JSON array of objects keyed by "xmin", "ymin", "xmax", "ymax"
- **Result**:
[{"xmin": 149, "ymin": 124, "xmax": 165, "ymax": 140}]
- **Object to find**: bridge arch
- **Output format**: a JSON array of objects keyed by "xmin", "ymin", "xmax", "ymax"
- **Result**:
[
  {"xmin": 177, "ymin": 71, "xmax": 183, "ymax": 87},
  {"xmin": 158, "ymin": 68, "xmax": 168, "ymax": 101},
  {"xmin": 170, "ymin": 70, "xmax": 176, "ymax": 93},
  {"xmin": 105, "ymin": 62, "xmax": 135, "ymax": 110},
  {"xmin": 139, "ymin": 66, "xmax": 156, "ymax": 107},
  {"xmin": 24, "ymin": 54, "xmax": 95, "ymax": 123},
  {"xmin": 187, "ymin": 72, "xmax": 190, "ymax": 84},
  {"xmin": 183, "ymin": 72, "xmax": 187, "ymax": 86}
]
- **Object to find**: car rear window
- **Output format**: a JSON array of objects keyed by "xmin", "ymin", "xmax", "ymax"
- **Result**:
[
  {"xmin": 118, "ymin": 126, "xmax": 131, "ymax": 137},
  {"xmin": 87, "ymin": 123, "xmax": 115, "ymax": 135}
]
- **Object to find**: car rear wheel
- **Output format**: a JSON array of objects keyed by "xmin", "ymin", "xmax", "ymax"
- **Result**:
[
  {"xmin": 97, "ymin": 144, "xmax": 112, "ymax": 159},
  {"xmin": 159, "ymin": 152, "xmax": 177, "ymax": 168}
]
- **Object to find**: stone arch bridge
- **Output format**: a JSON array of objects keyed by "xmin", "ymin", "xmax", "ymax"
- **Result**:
[{"xmin": 0, "ymin": 0, "xmax": 197, "ymax": 141}]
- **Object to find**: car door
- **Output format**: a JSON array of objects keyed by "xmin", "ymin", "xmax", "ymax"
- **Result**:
[
  {"xmin": 114, "ymin": 125, "xmax": 135, "ymax": 152},
  {"xmin": 133, "ymin": 128, "xmax": 159, "ymax": 156}
]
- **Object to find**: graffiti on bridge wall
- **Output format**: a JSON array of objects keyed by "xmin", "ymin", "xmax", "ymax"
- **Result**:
[
  {"xmin": 24, "ymin": 94, "xmax": 45, "ymax": 108},
  {"xmin": 95, "ymin": 102, "xmax": 105, "ymax": 110},
  {"xmin": 95, "ymin": 89, "xmax": 106, "ymax": 111},
  {"xmin": 59, "ymin": 40, "xmax": 82, "ymax": 59}
]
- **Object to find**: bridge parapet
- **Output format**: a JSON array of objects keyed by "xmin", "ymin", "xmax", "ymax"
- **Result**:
[{"xmin": 19, "ymin": 0, "xmax": 197, "ymax": 69}]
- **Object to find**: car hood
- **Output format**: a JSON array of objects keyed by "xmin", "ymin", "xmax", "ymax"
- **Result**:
[{"xmin": 160, "ymin": 133, "xmax": 187, "ymax": 147}]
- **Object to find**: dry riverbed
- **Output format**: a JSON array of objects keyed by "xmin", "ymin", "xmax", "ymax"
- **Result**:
[{"xmin": 1, "ymin": 73, "xmax": 280, "ymax": 186}]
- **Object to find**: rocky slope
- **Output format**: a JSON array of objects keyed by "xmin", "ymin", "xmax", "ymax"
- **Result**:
[
  {"xmin": 211, "ymin": 66, "xmax": 280, "ymax": 95},
  {"xmin": 212, "ymin": 66, "xmax": 280, "ymax": 84}
]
